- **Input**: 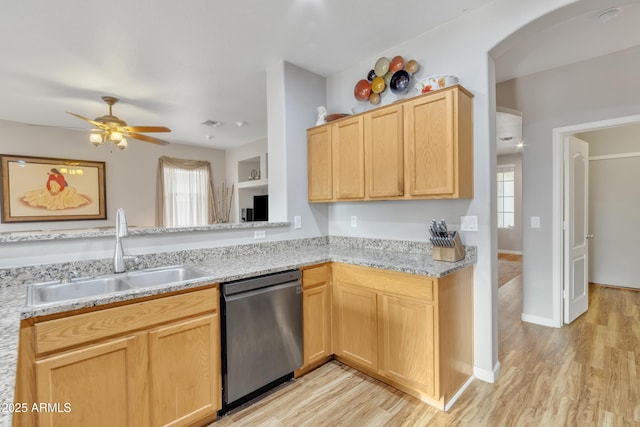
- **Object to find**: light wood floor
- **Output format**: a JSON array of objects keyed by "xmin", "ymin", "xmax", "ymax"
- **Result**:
[{"xmin": 213, "ymin": 279, "xmax": 640, "ymax": 426}]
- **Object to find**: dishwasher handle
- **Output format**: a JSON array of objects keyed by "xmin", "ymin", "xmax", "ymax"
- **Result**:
[{"xmin": 222, "ymin": 269, "xmax": 301, "ymax": 296}]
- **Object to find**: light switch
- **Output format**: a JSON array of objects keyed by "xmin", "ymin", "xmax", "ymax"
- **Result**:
[
  {"xmin": 294, "ymin": 216, "xmax": 302, "ymax": 229},
  {"xmin": 460, "ymin": 216, "xmax": 478, "ymax": 231},
  {"xmin": 531, "ymin": 217, "xmax": 541, "ymax": 228}
]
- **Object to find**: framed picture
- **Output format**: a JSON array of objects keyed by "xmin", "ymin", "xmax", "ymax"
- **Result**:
[{"xmin": 0, "ymin": 155, "xmax": 106, "ymax": 223}]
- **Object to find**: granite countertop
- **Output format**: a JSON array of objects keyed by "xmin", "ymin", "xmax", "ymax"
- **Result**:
[{"xmin": 0, "ymin": 237, "xmax": 476, "ymax": 426}]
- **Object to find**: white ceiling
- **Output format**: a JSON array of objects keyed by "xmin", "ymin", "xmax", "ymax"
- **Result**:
[
  {"xmin": 0, "ymin": 0, "xmax": 494, "ymax": 150},
  {"xmin": 2, "ymin": 0, "xmax": 639, "ymax": 151}
]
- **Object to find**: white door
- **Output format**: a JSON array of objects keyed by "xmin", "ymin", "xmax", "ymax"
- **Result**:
[{"xmin": 564, "ymin": 135, "xmax": 590, "ymax": 323}]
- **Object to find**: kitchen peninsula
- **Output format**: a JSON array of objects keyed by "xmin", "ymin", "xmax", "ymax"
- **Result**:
[{"xmin": 2, "ymin": 235, "xmax": 476, "ymax": 427}]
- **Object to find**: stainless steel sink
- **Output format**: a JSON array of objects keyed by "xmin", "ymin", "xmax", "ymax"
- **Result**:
[
  {"xmin": 26, "ymin": 265, "xmax": 211, "ymax": 307},
  {"xmin": 27, "ymin": 276, "xmax": 133, "ymax": 306},
  {"xmin": 126, "ymin": 265, "xmax": 210, "ymax": 288}
]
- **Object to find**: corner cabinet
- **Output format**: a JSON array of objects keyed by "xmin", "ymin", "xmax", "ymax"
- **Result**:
[
  {"xmin": 404, "ymin": 87, "xmax": 473, "ymax": 198},
  {"xmin": 332, "ymin": 263, "xmax": 473, "ymax": 410},
  {"xmin": 15, "ymin": 287, "xmax": 221, "ymax": 427},
  {"xmin": 307, "ymin": 85, "xmax": 473, "ymax": 202}
]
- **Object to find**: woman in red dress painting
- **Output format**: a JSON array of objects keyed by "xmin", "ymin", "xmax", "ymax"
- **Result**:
[{"xmin": 23, "ymin": 168, "xmax": 90, "ymax": 210}]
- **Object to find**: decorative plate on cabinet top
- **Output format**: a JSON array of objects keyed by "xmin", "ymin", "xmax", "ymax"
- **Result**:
[{"xmin": 325, "ymin": 113, "xmax": 350, "ymax": 122}]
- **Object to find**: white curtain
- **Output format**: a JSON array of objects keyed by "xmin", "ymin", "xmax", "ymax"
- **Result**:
[{"xmin": 156, "ymin": 156, "xmax": 215, "ymax": 227}]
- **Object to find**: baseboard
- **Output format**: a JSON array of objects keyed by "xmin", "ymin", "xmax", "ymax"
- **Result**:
[
  {"xmin": 498, "ymin": 250, "xmax": 523, "ymax": 255},
  {"xmin": 473, "ymin": 361, "xmax": 501, "ymax": 383},
  {"xmin": 521, "ymin": 312, "xmax": 559, "ymax": 328},
  {"xmin": 444, "ymin": 376, "xmax": 474, "ymax": 411}
]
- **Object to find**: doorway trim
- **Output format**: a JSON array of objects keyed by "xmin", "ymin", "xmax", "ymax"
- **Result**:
[{"xmin": 551, "ymin": 113, "xmax": 640, "ymax": 327}]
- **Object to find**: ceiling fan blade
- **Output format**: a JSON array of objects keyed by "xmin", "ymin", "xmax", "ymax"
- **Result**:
[
  {"xmin": 66, "ymin": 112, "xmax": 105, "ymax": 128},
  {"xmin": 128, "ymin": 133, "xmax": 170, "ymax": 145},
  {"xmin": 123, "ymin": 125, "xmax": 171, "ymax": 133}
]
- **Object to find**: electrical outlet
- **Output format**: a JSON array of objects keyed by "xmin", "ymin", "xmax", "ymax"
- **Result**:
[
  {"xmin": 350, "ymin": 216, "xmax": 357, "ymax": 227},
  {"xmin": 531, "ymin": 217, "xmax": 541, "ymax": 229},
  {"xmin": 254, "ymin": 230, "xmax": 266, "ymax": 239},
  {"xmin": 294, "ymin": 216, "xmax": 302, "ymax": 229}
]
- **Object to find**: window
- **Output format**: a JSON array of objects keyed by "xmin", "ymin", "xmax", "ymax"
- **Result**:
[
  {"xmin": 497, "ymin": 165, "xmax": 515, "ymax": 228},
  {"xmin": 157, "ymin": 157, "xmax": 213, "ymax": 227}
]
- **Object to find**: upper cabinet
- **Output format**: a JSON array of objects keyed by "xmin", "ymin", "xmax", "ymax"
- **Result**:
[
  {"xmin": 365, "ymin": 104, "xmax": 404, "ymax": 198},
  {"xmin": 332, "ymin": 116, "xmax": 365, "ymax": 200},
  {"xmin": 307, "ymin": 85, "xmax": 474, "ymax": 202},
  {"xmin": 307, "ymin": 125, "xmax": 333, "ymax": 202}
]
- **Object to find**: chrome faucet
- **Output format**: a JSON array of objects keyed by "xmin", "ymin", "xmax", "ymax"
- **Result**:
[{"xmin": 114, "ymin": 208, "xmax": 130, "ymax": 273}]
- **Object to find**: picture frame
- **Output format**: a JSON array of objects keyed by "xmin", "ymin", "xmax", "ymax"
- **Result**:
[{"xmin": 0, "ymin": 154, "xmax": 106, "ymax": 223}]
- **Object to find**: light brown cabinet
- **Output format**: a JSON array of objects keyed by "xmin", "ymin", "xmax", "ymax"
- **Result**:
[
  {"xmin": 307, "ymin": 125, "xmax": 333, "ymax": 202},
  {"xmin": 307, "ymin": 85, "xmax": 473, "ymax": 202},
  {"xmin": 404, "ymin": 87, "xmax": 473, "ymax": 198},
  {"xmin": 331, "ymin": 263, "xmax": 473, "ymax": 409},
  {"xmin": 365, "ymin": 104, "xmax": 404, "ymax": 198},
  {"xmin": 15, "ymin": 287, "xmax": 221, "ymax": 427},
  {"xmin": 332, "ymin": 115, "xmax": 365, "ymax": 200},
  {"xmin": 148, "ymin": 314, "xmax": 220, "ymax": 427},
  {"xmin": 333, "ymin": 281, "xmax": 378, "ymax": 371},
  {"xmin": 35, "ymin": 333, "xmax": 147, "ymax": 427},
  {"xmin": 296, "ymin": 264, "xmax": 332, "ymax": 376}
]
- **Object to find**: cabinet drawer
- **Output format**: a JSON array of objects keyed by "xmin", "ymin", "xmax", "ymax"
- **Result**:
[
  {"xmin": 35, "ymin": 287, "xmax": 218, "ymax": 355},
  {"xmin": 333, "ymin": 264, "xmax": 433, "ymax": 301},
  {"xmin": 302, "ymin": 264, "xmax": 330, "ymax": 288}
]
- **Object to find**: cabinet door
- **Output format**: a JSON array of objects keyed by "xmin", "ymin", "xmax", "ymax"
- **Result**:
[
  {"xmin": 307, "ymin": 125, "xmax": 333, "ymax": 201},
  {"xmin": 148, "ymin": 314, "xmax": 220, "ymax": 427},
  {"xmin": 36, "ymin": 334, "xmax": 148, "ymax": 427},
  {"xmin": 333, "ymin": 282, "xmax": 378, "ymax": 371},
  {"xmin": 332, "ymin": 116, "xmax": 365, "ymax": 200},
  {"xmin": 404, "ymin": 90, "xmax": 456, "ymax": 197},
  {"xmin": 365, "ymin": 104, "xmax": 404, "ymax": 198},
  {"xmin": 380, "ymin": 295, "xmax": 438, "ymax": 399},
  {"xmin": 302, "ymin": 284, "xmax": 332, "ymax": 366}
]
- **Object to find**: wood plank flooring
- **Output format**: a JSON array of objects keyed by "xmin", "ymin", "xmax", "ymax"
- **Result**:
[{"xmin": 212, "ymin": 279, "xmax": 640, "ymax": 426}]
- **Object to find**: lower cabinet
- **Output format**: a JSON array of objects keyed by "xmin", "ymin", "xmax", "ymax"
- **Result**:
[
  {"xmin": 332, "ymin": 263, "xmax": 473, "ymax": 409},
  {"xmin": 148, "ymin": 314, "xmax": 220, "ymax": 427},
  {"xmin": 333, "ymin": 282, "xmax": 378, "ymax": 371},
  {"xmin": 16, "ymin": 287, "xmax": 221, "ymax": 427},
  {"xmin": 36, "ymin": 333, "xmax": 148, "ymax": 427},
  {"xmin": 380, "ymin": 294, "xmax": 436, "ymax": 397},
  {"xmin": 297, "ymin": 264, "xmax": 332, "ymax": 375}
]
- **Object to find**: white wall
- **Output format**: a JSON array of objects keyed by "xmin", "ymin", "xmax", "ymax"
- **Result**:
[
  {"xmin": 0, "ymin": 119, "xmax": 226, "ymax": 230},
  {"xmin": 267, "ymin": 60, "xmax": 329, "ymax": 237},
  {"xmin": 577, "ymin": 126, "xmax": 640, "ymax": 289},
  {"xmin": 497, "ymin": 152, "xmax": 523, "ymax": 253},
  {"xmin": 323, "ymin": 0, "xmax": 579, "ymax": 381},
  {"xmin": 496, "ymin": 46, "xmax": 640, "ymax": 321}
]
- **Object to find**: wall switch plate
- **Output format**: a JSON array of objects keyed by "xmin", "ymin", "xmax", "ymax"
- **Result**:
[
  {"xmin": 460, "ymin": 216, "xmax": 478, "ymax": 231},
  {"xmin": 254, "ymin": 230, "xmax": 266, "ymax": 239},
  {"xmin": 350, "ymin": 216, "xmax": 357, "ymax": 227},
  {"xmin": 531, "ymin": 216, "xmax": 541, "ymax": 228},
  {"xmin": 294, "ymin": 216, "xmax": 302, "ymax": 229}
]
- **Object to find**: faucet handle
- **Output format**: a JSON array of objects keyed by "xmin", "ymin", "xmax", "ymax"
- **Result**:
[{"xmin": 116, "ymin": 208, "xmax": 129, "ymax": 237}]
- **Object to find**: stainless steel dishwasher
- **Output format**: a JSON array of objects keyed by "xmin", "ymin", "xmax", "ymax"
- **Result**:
[{"xmin": 220, "ymin": 269, "xmax": 302, "ymax": 413}]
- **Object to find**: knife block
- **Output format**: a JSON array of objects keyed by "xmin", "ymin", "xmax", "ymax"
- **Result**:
[{"xmin": 432, "ymin": 232, "xmax": 465, "ymax": 262}]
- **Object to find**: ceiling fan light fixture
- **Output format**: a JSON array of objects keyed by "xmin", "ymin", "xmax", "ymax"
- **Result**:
[
  {"xmin": 89, "ymin": 132, "xmax": 105, "ymax": 146},
  {"xmin": 116, "ymin": 138, "xmax": 128, "ymax": 150},
  {"xmin": 109, "ymin": 131, "xmax": 124, "ymax": 142}
]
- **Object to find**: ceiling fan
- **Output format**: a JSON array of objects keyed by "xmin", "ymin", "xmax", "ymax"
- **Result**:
[{"xmin": 67, "ymin": 96, "xmax": 171, "ymax": 150}]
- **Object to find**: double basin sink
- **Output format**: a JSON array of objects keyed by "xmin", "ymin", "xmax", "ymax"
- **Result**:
[{"xmin": 26, "ymin": 265, "xmax": 211, "ymax": 307}]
